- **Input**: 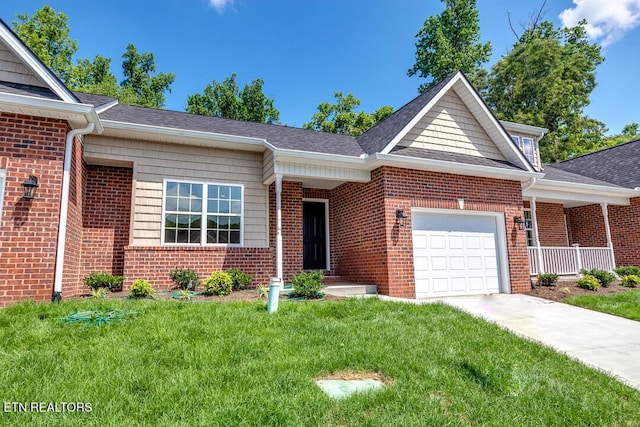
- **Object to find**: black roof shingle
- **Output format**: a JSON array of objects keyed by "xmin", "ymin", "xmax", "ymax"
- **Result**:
[
  {"xmin": 541, "ymin": 164, "xmax": 626, "ymax": 188},
  {"xmin": 0, "ymin": 81, "xmax": 59, "ymax": 100}
]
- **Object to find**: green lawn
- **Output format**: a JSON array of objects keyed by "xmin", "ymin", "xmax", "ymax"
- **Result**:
[
  {"xmin": 566, "ymin": 289, "xmax": 640, "ymax": 321},
  {"xmin": 1, "ymin": 298, "xmax": 639, "ymax": 426}
]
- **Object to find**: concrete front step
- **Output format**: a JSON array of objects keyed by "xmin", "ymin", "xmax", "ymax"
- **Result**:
[{"xmin": 324, "ymin": 283, "xmax": 377, "ymax": 297}]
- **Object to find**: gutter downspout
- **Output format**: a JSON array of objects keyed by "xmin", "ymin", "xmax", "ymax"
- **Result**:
[{"xmin": 52, "ymin": 122, "xmax": 95, "ymax": 302}]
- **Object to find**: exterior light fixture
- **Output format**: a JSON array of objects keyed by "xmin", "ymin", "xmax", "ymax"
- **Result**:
[
  {"xmin": 513, "ymin": 216, "xmax": 526, "ymax": 230},
  {"xmin": 22, "ymin": 174, "xmax": 39, "ymax": 200},
  {"xmin": 396, "ymin": 209, "xmax": 407, "ymax": 227},
  {"xmin": 457, "ymin": 198, "xmax": 465, "ymax": 209}
]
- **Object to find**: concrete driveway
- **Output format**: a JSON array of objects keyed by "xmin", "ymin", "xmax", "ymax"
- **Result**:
[{"xmin": 436, "ymin": 294, "xmax": 640, "ymax": 390}]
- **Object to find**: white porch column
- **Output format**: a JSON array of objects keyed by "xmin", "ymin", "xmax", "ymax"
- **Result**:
[
  {"xmin": 530, "ymin": 197, "xmax": 545, "ymax": 274},
  {"xmin": 601, "ymin": 203, "xmax": 616, "ymax": 269},
  {"xmin": 275, "ymin": 174, "xmax": 283, "ymax": 284}
]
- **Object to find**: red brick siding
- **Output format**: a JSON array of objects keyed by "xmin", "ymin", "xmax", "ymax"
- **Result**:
[
  {"xmin": 269, "ymin": 181, "xmax": 303, "ymax": 284},
  {"xmin": 528, "ymin": 202, "xmax": 568, "ymax": 246},
  {"xmin": 330, "ymin": 169, "xmax": 389, "ymax": 291},
  {"xmin": 81, "ymin": 165, "xmax": 133, "ymax": 280},
  {"xmin": 566, "ymin": 204, "xmax": 607, "ymax": 248},
  {"xmin": 62, "ymin": 135, "xmax": 85, "ymax": 297},
  {"xmin": 567, "ymin": 199, "xmax": 640, "ymax": 267},
  {"xmin": 123, "ymin": 247, "xmax": 273, "ymax": 289},
  {"xmin": 378, "ymin": 166, "xmax": 529, "ymax": 296},
  {"xmin": 0, "ymin": 113, "xmax": 68, "ymax": 306}
]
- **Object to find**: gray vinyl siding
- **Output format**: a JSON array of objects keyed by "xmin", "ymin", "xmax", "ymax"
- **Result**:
[{"xmin": 0, "ymin": 41, "xmax": 45, "ymax": 87}]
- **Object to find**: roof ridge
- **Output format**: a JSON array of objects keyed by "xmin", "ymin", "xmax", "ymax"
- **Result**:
[{"xmin": 560, "ymin": 138, "xmax": 640, "ymax": 164}]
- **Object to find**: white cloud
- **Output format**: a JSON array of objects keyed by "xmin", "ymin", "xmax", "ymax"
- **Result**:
[
  {"xmin": 559, "ymin": 0, "xmax": 640, "ymax": 46},
  {"xmin": 209, "ymin": 0, "xmax": 234, "ymax": 13}
]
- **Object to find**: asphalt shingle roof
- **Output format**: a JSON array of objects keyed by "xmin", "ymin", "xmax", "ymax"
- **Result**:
[
  {"xmin": 541, "ymin": 164, "xmax": 626, "ymax": 188},
  {"xmin": 553, "ymin": 140, "xmax": 640, "ymax": 189},
  {"xmin": 0, "ymin": 81, "xmax": 59, "ymax": 100},
  {"xmin": 74, "ymin": 92, "xmax": 118, "ymax": 108},
  {"xmin": 390, "ymin": 145, "xmax": 524, "ymax": 171},
  {"xmin": 98, "ymin": 103, "xmax": 366, "ymax": 156},
  {"xmin": 356, "ymin": 73, "xmax": 457, "ymax": 155}
]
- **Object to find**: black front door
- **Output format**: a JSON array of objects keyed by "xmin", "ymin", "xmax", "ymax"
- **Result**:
[{"xmin": 303, "ymin": 201, "xmax": 326, "ymax": 270}]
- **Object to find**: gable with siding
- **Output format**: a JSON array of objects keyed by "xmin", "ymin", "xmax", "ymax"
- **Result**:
[
  {"xmin": 398, "ymin": 90, "xmax": 506, "ymax": 161},
  {"xmin": 0, "ymin": 39, "xmax": 46, "ymax": 87}
]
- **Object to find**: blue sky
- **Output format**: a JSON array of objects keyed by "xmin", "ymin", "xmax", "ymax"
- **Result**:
[{"xmin": 0, "ymin": 1, "xmax": 638, "ymax": 135}]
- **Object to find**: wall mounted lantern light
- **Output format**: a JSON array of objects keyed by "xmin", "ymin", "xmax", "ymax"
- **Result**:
[
  {"xmin": 513, "ymin": 216, "xmax": 526, "ymax": 230},
  {"xmin": 22, "ymin": 174, "xmax": 39, "ymax": 200},
  {"xmin": 396, "ymin": 209, "xmax": 407, "ymax": 227}
]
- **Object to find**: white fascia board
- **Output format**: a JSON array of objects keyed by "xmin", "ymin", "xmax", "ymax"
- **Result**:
[
  {"xmin": 453, "ymin": 78, "xmax": 535, "ymax": 173},
  {"xmin": 272, "ymin": 149, "xmax": 368, "ymax": 167},
  {"xmin": 0, "ymin": 23, "xmax": 77, "ymax": 104},
  {"xmin": 0, "ymin": 92, "xmax": 103, "ymax": 133},
  {"xmin": 101, "ymin": 120, "xmax": 275, "ymax": 150},
  {"xmin": 95, "ymin": 99, "xmax": 119, "ymax": 114},
  {"xmin": 380, "ymin": 72, "xmax": 461, "ymax": 155},
  {"xmin": 529, "ymin": 179, "xmax": 640, "ymax": 198},
  {"xmin": 372, "ymin": 153, "xmax": 542, "ymax": 182}
]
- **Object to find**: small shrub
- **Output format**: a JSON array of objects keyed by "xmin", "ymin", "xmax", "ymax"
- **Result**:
[
  {"xmin": 169, "ymin": 268, "xmax": 200, "ymax": 290},
  {"xmin": 559, "ymin": 286, "xmax": 571, "ymax": 294},
  {"xmin": 83, "ymin": 273, "xmax": 125, "ymax": 291},
  {"xmin": 129, "ymin": 279, "xmax": 155, "ymax": 298},
  {"xmin": 614, "ymin": 266, "xmax": 640, "ymax": 278},
  {"xmin": 621, "ymin": 275, "xmax": 640, "ymax": 288},
  {"xmin": 538, "ymin": 273, "xmax": 559, "ymax": 287},
  {"xmin": 580, "ymin": 268, "xmax": 615, "ymax": 287},
  {"xmin": 577, "ymin": 275, "xmax": 600, "ymax": 292},
  {"xmin": 290, "ymin": 271, "xmax": 324, "ymax": 298},
  {"xmin": 257, "ymin": 284, "xmax": 269, "ymax": 300},
  {"xmin": 204, "ymin": 271, "xmax": 233, "ymax": 296},
  {"xmin": 227, "ymin": 268, "xmax": 252, "ymax": 291},
  {"xmin": 90, "ymin": 287, "xmax": 108, "ymax": 299}
]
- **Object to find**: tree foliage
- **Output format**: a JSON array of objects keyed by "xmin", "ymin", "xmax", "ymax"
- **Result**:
[
  {"xmin": 303, "ymin": 92, "xmax": 394, "ymax": 136},
  {"xmin": 12, "ymin": 5, "xmax": 78, "ymax": 83},
  {"xmin": 485, "ymin": 20, "xmax": 605, "ymax": 162},
  {"xmin": 186, "ymin": 73, "xmax": 279, "ymax": 124},
  {"xmin": 12, "ymin": 6, "xmax": 175, "ymax": 109},
  {"xmin": 408, "ymin": 0, "xmax": 491, "ymax": 92},
  {"xmin": 603, "ymin": 123, "xmax": 640, "ymax": 148}
]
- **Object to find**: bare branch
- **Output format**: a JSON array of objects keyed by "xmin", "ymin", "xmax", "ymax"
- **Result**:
[{"xmin": 507, "ymin": 11, "xmax": 520, "ymax": 40}]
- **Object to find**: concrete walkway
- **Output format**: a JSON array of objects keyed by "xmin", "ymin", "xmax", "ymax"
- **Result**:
[{"xmin": 379, "ymin": 293, "xmax": 640, "ymax": 390}]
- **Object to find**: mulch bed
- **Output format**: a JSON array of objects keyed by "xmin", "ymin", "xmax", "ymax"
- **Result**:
[{"xmin": 526, "ymin": 279, "xmax": 634, "ymax": 302}]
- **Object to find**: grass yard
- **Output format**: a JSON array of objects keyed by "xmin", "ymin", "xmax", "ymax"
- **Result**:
[
  {"xmin": 566, "ymin": 289, "xmax": 640, "ymax": 321},
  {"xmin": 1, "ymin": 298, "xmax": 639, "ymax": 426}
]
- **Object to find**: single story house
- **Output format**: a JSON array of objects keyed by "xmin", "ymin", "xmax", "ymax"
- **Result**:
[{"xmin": 0, "ymin": 20, "xmax": 638, "ymax": 306}]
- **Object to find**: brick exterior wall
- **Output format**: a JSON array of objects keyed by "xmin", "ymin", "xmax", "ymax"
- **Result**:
[
  {"xmin": 567, "ymin": 199, "xmax": 640, "ymax": 267},
  {"xmin": 523, "ymin": 201, "xmax": 569, "ymax": 246},
  {"xmin": 81, "ymin": 165, "xmax": 133, "ymax": 280},
  {"xmin": 123, "ymin": 247, "xmax": 273, "ymax": 289},
  {"xmin": 0, "ymin": 113, "xmax": 68, "ymax": 306}
]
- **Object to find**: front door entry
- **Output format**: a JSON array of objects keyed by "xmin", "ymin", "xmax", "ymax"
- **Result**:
[{"xmin": 303, "ymin": 201, "xmax": 327, "ymax": 270}]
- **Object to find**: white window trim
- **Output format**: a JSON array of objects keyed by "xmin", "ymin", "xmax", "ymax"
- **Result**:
[
  {"xmin": 302, "ymin": 198, "xmax": 330, "ymax": 271},
  {"xmin": 524, "ymin": 208, "xmax": 534, "ymax": 247},
  {"xmin": 161, "ymin": 178, "xmax": 245, "ymax": 247},
  {"xmin": 0, "ymin": 169, "xmax": 6, "ymax": 226}
]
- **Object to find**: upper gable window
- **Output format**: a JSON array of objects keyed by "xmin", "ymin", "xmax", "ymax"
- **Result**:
[
  {"xmin": 162, "ymin": 180, "xmax": 244, "ymax": 246},
  {"xmin": 0, "ymin": 170, "xmax": 5, "ymax": 225},
  {"xmin": 511, "ymin": 135, "xmax": 538, "ymax": 167}
]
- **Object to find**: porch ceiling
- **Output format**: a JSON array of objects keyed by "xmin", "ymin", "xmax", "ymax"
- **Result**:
[{"xmin": 523, "ymin": 188, "xmax": 632, "ymax": 208}]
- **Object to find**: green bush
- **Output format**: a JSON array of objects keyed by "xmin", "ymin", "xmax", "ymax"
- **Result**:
[
  {"xmin": 614, "ymin": 266, "xmax": 640, "ymax": 278},
  {"xmin": 204, "ymin": 271, "xmax": 233, "ymax": 296},
  {"xmin": 83, "ymin": 272, "xmax": 125, "ymax": 291},
  {"xmin": 129, "ymin": 279, "xmax": 155, "ymax": 298},
  {"xmin": 580, "ymin": 269, "xmax": 615, "ymax": 287},
  {"xmin": 227, "ymin": 268, "xmax": 252, "ymax": 290},
  {"xmin": 537, "ymin": 273, "xmax": 559, "ymax": 287},
  {"xmin": 169, "ymin": 268, "xmax": 200, "ymax": 290},
  {"xmin": 621, "ymin": 275, "xmax": 640, "ymax": 288},
  {"xmin": 90, "ymin": 287, "xmax": 109, "ymax": 299},
  {"xmin": 577, "ymin": 275, "xmax": 600, "ymax": 292},
  {"xmin": 290, "ymin": 271, "xmax": 324, "ymax": 298}
]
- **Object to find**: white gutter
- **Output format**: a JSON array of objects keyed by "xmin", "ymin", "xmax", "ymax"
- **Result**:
[
  {"xmin": 522, "ymin": 177, "xmax": 537, "ymax": 192},
  {"xmin": 530, "ymin": 179, "xmax": 640, "ymax": 198},
  {"xmin": 52, "ymin": 122, "xmax": 96, "ymax": 301}
]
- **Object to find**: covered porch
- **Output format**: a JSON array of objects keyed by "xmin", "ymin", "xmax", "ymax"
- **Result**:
[{"xmin": 522, "ymin": 174, "xmax": 636, "ymax": 275}]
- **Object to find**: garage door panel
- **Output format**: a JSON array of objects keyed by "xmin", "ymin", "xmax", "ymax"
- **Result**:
[{"xmin": 412, "ymin": 212, "xmax": 502, "ymax": 298}]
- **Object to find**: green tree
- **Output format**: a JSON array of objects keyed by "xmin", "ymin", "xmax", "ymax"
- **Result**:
[
  {"xmin": 186, "ymin": 73, "xmax": 279, "ymax": 124},
  {"xmin": 408, "ymin": 0, "xmax": 491, "ymax": 92},
  {"xmin": 69, "ymin": 55, "xmax": 119, "ymax": 96},
  {"xmin": 303, "ymin": 92, "xmax": 394, "ymax": 136},
  {"xmin": 12, "ymin": 5, "xmax": 77, "ymax": 83},
  {"xmin": 120, "ymin": 44, "xmax": 175, "ymax": 109},
  {"xmin": 486, "ymin": 20, "xmax": 605, "ymax": 162},
  {"xmin": 603, "ymin": 123, "xmax": 640, "ymax": 147}
]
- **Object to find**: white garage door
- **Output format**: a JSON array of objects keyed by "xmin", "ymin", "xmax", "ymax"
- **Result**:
[{"xmin": 412, "ymin": 212, "xmax": 502, "ymax": 298}]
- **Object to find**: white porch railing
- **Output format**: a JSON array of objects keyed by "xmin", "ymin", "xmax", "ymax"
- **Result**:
[{"xmin": 527, "ymin": 246, "xmax": 615, "ymax": 275}]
